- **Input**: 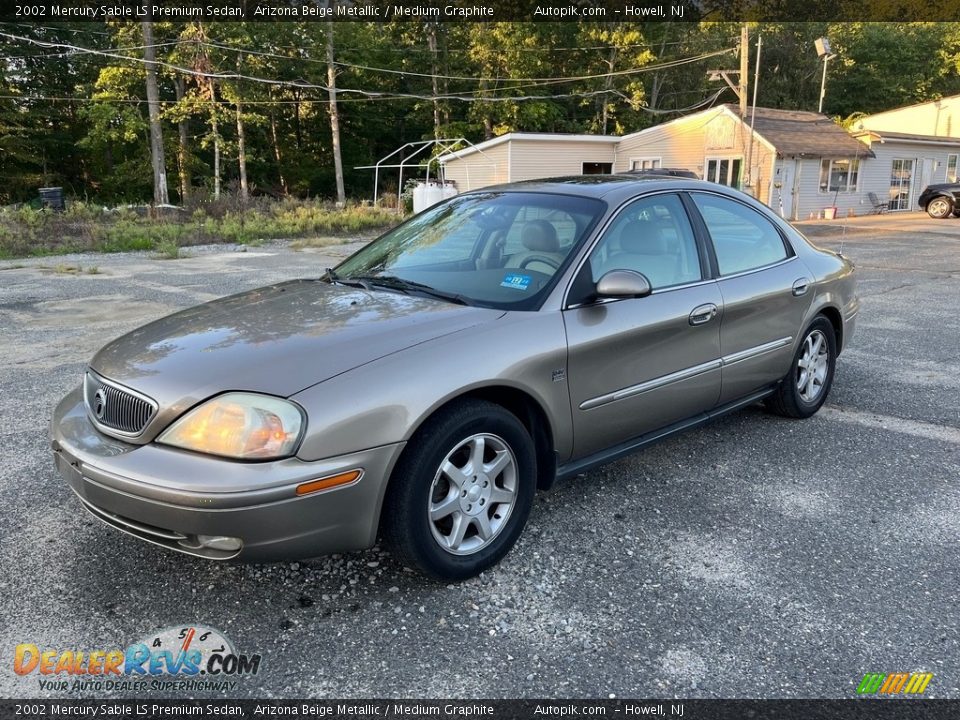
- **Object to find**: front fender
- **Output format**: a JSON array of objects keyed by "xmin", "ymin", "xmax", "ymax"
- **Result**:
[{"xmin": 291, "ymin": 310, "xmax": 572, "ymax": 463}]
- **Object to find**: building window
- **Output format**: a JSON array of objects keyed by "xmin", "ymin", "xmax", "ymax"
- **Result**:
[
  {"xmin": 819, "ymin": 158, "xmax": 860, "ymax": 193},
  {"xmin": 947, "ymin": 154, "xmax": 958, "ymax": 183},
  {"xmin": 705, "ymin": 157, "xmax": 742, "ymax": 188},
  {"xmin": 630, "ymin": 158, "xmax": 661, "ymax": 171},
  {"xmin": 582, "ymin": 162, "xmax": 613, "ymax": 175}
]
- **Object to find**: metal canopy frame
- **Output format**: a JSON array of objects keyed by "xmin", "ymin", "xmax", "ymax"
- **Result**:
[{"xmin": 355, "ymin": 138, "xmax": 495, "ymax": 206}]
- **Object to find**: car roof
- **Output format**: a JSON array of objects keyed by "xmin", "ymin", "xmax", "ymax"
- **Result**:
[{"xmin": 471, "ymin": 175, "xmax": 726, "ymax": 201}]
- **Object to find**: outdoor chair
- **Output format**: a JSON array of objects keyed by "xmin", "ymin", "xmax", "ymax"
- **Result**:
[{"xmin": 868, "ymin": 192, "xmax": 888, "ymax": 214}]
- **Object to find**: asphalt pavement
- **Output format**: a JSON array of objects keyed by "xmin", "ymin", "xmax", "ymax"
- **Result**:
[{"xmin": 0, "ymin": 216, "xmax": 957, "ymax": 699}]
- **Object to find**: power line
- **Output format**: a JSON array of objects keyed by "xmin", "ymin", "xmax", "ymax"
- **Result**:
[
  {"xmin": 0, "ymin": 88, "xmax": 651, "ymax": 105},
  {"xmin": 190, "ymin": 37, "xmax": 734, "ymax": 84},
  {"xmin": 0, "ymin": 31, "xmax": 736, "ymax": 102},
  {"xmin": 1, "ymin": 40, "xmax": 186, "ymax": 62}
]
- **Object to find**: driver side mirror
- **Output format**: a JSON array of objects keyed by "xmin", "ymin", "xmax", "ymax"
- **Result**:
[{"xmin": 596, "ymin": 270, "xmax": 652, "ymax": 299}]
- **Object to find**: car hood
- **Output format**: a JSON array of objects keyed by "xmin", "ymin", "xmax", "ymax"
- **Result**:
[
  {"xmin": 922, "ymin": 183, "xmax": 959, "ymax": 193},
  {"xmin": 91, "ymin": 279, "xmax": 503, "ymax": 414}
]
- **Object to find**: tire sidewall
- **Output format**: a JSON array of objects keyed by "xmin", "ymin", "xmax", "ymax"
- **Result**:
[
  {"xmin": 399, "ymin": 405, "xmax": 536, "ymax": 580},
  {"xmin": 790, "ymin": 317, "xmax": 837, "ymax": 415}
]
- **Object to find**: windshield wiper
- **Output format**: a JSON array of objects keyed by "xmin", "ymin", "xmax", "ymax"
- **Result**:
[
  {"xmin": 324, "ymin": 268, "xmax": 373, "ymax": 290},
  {"xmin": 351, "ymin": 274, "xmax": 470, "ymax": 306}
]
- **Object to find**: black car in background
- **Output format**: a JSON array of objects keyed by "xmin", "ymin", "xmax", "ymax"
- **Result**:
[
  {"xmin": 624, "ymin": 168, "xmax": 700, "ymax": 179},
  {"xmin": 918, "ymin": 182, "xmax": 960, "ymax": 218}
]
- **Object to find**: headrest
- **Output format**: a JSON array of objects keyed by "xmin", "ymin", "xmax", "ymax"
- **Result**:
[
  {"xmin": 521, "ymin": 220, "xmax": 560, "ymax": 253},
  {"xmin": 619, "ymin": 217, "xmax": 668, "ymax": 255}
]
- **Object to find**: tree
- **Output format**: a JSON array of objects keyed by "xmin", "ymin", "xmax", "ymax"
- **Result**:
[
  {"xmin": 326, "ymin": 21, "xmax": 346, "ymax": 207},
  {"xmin": 141, "ymin": 20, "xmax": 169, "ymax": 205}
]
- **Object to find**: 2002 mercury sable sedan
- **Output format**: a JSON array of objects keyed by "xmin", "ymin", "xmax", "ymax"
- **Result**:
[{"xmin": 52, "ymin": 177, "xmax": 858, "ymax": 579}]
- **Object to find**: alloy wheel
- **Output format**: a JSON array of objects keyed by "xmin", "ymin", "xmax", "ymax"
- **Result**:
[
  {"xmin": 427, "ymin": 433, "xmax": 517, "ymax": 556},
  {"xmin": 796, "ymin": 329, "xmax": 830, "ymax": 403}
]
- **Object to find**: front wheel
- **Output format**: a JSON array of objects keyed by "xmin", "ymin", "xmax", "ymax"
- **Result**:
[
  {"xmin": 766, "ymin": 316, "xmax": 837, "ymax": 419},
  {"xmin": 926, "ymin": 196, "xmax": 953, "ymax": 219},
  {"xmin": 381, "ymin": 400, "xmax": 536, "ymax": 580}
]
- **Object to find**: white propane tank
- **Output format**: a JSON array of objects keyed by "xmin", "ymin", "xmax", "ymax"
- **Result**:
[{"xmin": 412, "ymin": 181, "xmax": 458, "ymax": 213}]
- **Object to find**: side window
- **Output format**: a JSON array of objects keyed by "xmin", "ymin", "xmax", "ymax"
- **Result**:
[
  {"xmin": 589, "ymin": 194, "xmax": 702, "ymax": 290},
  {"xmin": 691, "ymin": 193, "xmax": 790, "ymax": 275}
]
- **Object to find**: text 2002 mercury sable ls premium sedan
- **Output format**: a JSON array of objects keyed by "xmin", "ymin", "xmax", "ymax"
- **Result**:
[{"xmin": 52, "ymin": 177, "xmax": 858, "ymax": 579}]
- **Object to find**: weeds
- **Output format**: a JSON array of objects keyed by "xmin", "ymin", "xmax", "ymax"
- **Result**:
[
  {"xmin": 154, "ymin": 239, "xmax": 181, "ymax": 260},
  {"xmin": 0, "ymin": 198, "xmax": 401, "ymax": 258}
]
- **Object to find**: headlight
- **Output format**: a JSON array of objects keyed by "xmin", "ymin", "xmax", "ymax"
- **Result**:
[{"xmin": 157, "ymin": 393, "xmax": 305, "ymax": 460}]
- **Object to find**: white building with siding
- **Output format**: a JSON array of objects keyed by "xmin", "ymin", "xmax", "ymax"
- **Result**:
[
  {"xmin": 848, "ymin": 97, "xmax": 960, "ymax": 215},
  {"xmin": 437, "ymin": 101, "xmax": 960, "ymax": 220},
  {"xmin": 437, "ymin": 133, "xmax": 618, "ymax": 191}
]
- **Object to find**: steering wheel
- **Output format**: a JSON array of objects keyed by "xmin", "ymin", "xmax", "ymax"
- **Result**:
[{"xmin": 519, "ymin": 255, "xmax": 561, "ymax": 272}]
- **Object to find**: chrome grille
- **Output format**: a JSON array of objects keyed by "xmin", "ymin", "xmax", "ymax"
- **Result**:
[{"xmin": 84, "ymin": 371, "xmax": 157, "ymax": 436}]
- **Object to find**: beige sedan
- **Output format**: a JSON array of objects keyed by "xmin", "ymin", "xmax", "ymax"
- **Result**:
[{"xmin": 51, "ymin": 177, "xmax": 857, "ymax": 579}]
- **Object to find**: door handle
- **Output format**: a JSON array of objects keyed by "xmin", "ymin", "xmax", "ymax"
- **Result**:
[
  {"xmin": 689, "ymin": 303, "xmax": 718, "ymax": 326},
  {"xmin": 792, "ymin": 277, "xmax": 811, "ymax": 296}
]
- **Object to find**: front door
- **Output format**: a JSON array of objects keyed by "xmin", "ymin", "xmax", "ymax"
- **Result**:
[
  {"xmin": 772, "ymin": 159, "xmax": 799, "ymax": 220},
  {"xmin": 890, "ymin": 158, "xmax": 915, "ymax": 211},
  {"xmin": 563, "ymin": 193, "xmax": 723, "ymax": 459},
  {"xmin": 919, "ymin": 158, "xmax": 937, "ymax": 205},
  {"xmin": 688, "ymin": 192, "xmax": 813, "ymax": 405}
]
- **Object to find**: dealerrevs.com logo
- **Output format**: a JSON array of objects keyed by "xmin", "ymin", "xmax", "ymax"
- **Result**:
[
  {"xmin": 856, "ymin": 672, "xmax": 934, "ymax": 696},
  {"xmin": 14, "ymin": 625, "xmax": 261, "ymax": 693}
]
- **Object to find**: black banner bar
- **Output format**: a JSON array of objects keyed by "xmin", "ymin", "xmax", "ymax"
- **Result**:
[
  {"xmin": 2, "ymin": 0, "xmax": 960, "ymax": 22},
  {"xmin": 2, "ymin": 700, "xmax": 960, "ymax": 720}
]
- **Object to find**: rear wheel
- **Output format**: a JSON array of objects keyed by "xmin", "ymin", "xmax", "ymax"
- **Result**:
[
  {"xmin": 926, "ymin": 196, "xmax": 953, "ymax": 219},
  {"xmin": 381, "ymin": 400, "xmax": 535, "ymax": 580},
  {"xmin": 766, "ymin": 316, "xmax": 837, "ymax": 419}
]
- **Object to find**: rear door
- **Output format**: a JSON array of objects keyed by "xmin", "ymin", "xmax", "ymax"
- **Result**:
[
  {"xmin": 563, "ymin": 192, "xmax": 723, "ymax": 459},
  {"xmin": 688, "ymin": 192, "xmax": 813, "ymax": 405}
]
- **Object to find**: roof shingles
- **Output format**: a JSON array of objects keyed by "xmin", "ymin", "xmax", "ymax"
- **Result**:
[{"xmin": 739, "ymin": 105, "xmax": 874, "ymax": 158}]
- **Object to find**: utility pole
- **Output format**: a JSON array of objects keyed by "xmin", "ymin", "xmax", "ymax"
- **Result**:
[
  {"xmin": 739, "ymin": 23, "xmax": 749, "ymax": 118},
  {"xmin": 142, "ymin": 20, "xmax": 169, "ymax": 206},
  {"xmin": 707, "ymin": 23, "xmax": 750, "ymax": 115},
  {"xmin": 745, "ymin": 34, "xmax": 762, "ymax": 193}
]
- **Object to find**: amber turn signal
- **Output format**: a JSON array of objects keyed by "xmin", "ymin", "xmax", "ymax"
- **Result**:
[{"xmin": 295, "ymin": 469, "xmax": 363, "ymax": 496}]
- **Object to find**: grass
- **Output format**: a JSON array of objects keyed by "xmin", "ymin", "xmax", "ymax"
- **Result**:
[
  {"xmin": 0, "ymin": 198, "xmax": 401, "ymax": 258},
  {"xmin": 289, "ymin": 235, "xmax": 352, "ymax": 251},
  {"xmin": 41, "ymin": 262, "xmax": 101, "ymax": 274},
  {"xmin": 154, "ymin": 239, "xmax": 181, "ymax": 260}
]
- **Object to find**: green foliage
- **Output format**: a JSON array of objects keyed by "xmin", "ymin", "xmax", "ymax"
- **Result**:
[
  {"xmin": 2, "ymin": 21, "xmax": 960, "ymax": 205},
  {"xmin": 0, "ymin": 201, "xmax": 399, "ymax": 258},
  {"xmin": 154, "ymin": 239, "xmax": 182, "ymax": 259}
]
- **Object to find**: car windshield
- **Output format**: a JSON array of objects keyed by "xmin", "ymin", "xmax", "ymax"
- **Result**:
[{"xmin": 333, "ymin": 192, "xmax": 606, "ymax": 310}]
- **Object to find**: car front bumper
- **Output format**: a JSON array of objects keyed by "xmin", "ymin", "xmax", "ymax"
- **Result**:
[{"xmin": 50, "ymin": 386, "xmax": 405, "ymax": 561}]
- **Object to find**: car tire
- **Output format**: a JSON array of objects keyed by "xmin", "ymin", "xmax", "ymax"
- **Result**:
[
  {"xmin": 766, "ymin": 316, "xmax": 837, "ymax": 419},
  {"xmin": 381, "ymin": 400, "xmax": 536, "ymax": 580},
  {"xmin": 926, "ymin": 196, "xmax": 953, "ymax": 219}
]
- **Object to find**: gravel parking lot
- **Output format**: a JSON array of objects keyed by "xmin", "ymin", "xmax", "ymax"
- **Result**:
[{"xmin": 1, "ymin": 214, "xmax": 957, "ymax": 699}]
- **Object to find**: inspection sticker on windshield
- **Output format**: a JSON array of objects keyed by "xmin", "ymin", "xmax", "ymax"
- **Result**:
[{"xmin": 501, "ymin": 273, "xmax": 532, "ymax": 291}]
